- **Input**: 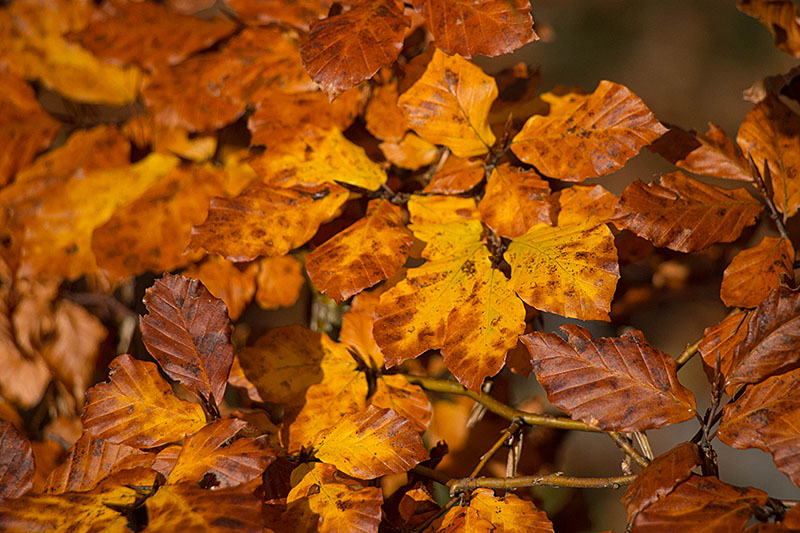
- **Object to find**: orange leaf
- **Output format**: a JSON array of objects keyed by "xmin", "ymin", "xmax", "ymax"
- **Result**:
[
  {"xmin": 556, "ymin": 184, "xmax": 618, "ymax": 227},
  {"xmin": 612, "ymin": 171, "xmax": 762, "ymax": 253},
  {"xmin": 182, "ymin": 255, "xmax": 259, "ymax": 321},
  {"xmin": 167, "ymin": 418, "xmax": 273, "ymax": 487},
  {"xmin": 0, "ymin": 71, "xmax": 59, "ymax": 187},
  {"xmin": 227, "ymin": 0, "xmax": 331, "ymax": 30},
  {"xmin": 300, "ymin": 0, "xmax": 408, "ymax": 99},
  {"xmin": 44, "ymin": 433, "xmax": 154, "ymax": 494},
  {"xmin": 436, "ymin": 505, "xmax": 494, "ymax": 531},
  {"xmin": 398, "ymin": 48, "xmax": 497, "ymax": 158},
  {"xmin": 737, "ymin": 95, "xmax": 800, "ymax": 217},
  {"xmin": 620, "ymin": 442, "xmax": 703, "ymax": 520},
  {"xmin": 468, "ymin": 488, "xmax": 554, "ymax": 532},
  {"xmin": 255, "ymin": 256, "xmax": 305, "ymax": 309},
  {"xmin": 423, "ymin": 155, "xmax": 485, "ymax": 194},
  {"xmin": 365, "ymin": 78, "xmax": 407, "ymax": 141},
  {"xmin": 738, "ymin": 0, "xmax": 800, "ymax": 58},
  {"xmin": 631, "ymin": 474, "xmax": 767, "ymax": 532},
  {"xmin": 0, "ymin": 420, "xmax": 34, "ymax": 502},
  {"xmin": 649, "ymin": 123, "xmax": 752, "ymax": 182},
  {"xmin": 141, "ymin": 274, "xmax": 234, "ymax": 404},
  {"xmin": 307, "ymin": 199, "xmax": 413, "ymax": 303},
  {"xmin": 505, "ymin": 222, "xmax": 619, "ymax": 321},
  {"xmin": 82, "ymin": 354, "xmax": 206, "ymax": 448},
  {"xmin": 312, "ymin": 405, "xmax": 428, "ymax": 479},
  {"xmin": 407, "ymin": 194, "xmax": 480, "ymax": 225},
  {"xmin": 379, "ymin": 132, "xmax": 440, "ymax": 170},
  {"xmin": 478, "ymin": 163, "xmax": 554, "ymax": 238},
  {"xmin": 189, "ymin": 182, "xmax": 349, "ymax": 262},
  {"xmin": 145, "ymin": 482, "xmax": 264, "ymax": 532},
  {"xmin": 70, "ymin": 1, "xmax": 236, "ymax": 70},
  {"xmin": 725, "ymin": 287, "xmax": 800, "ymax": 392},
  {"xmin": 721, "ymin": 236, "xmax": 794, "ymax": 308},
  {"xmin": 698, "ymin": 310, "xmax": 751, "ymax": 385},
  {"xmin": 511, "ymin": 81, "xmax": 666, "ymax": 180},
  {"xmin": 283, "ymin": 463, "xmax": 382, "ymax": 532},
  {"xmin": 412, "ymin": 0, "xmax": 538, "ymax": 59},
  {"xmin": 521, "ymin": 325, "xmax": 697, "ymax": 431},
  {"xmin": 374, "ymin": 220, "xmax": 525, "ymax": 391}
]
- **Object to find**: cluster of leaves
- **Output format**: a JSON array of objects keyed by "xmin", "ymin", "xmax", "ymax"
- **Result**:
[{"xmin": 2, "ymin": 0, "xmax": 800, "ymax": 531}]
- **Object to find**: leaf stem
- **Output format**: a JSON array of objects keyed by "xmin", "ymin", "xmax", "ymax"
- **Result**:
[
  {"xmin": 748, "ymin": 154, "xmax": 790, "ymax": 239},
  {"xmin": 447, "ymin": 473, "xmax": 637, "ymax": 494}
]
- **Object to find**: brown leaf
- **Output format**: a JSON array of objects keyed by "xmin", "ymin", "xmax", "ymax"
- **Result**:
[
  {"xmin": 649, "ymin": 123, "xmax": 752, "ymax": 182},
  {"xmin": 737, "ymin": 95, "xmax": 800, "ymax": 217},
  {"xmin": 398, "ymin": 48, "xmax": 497, "ymax": 158},
  {"xmin": 182, "ymin": 255, "xmax": 259, "ymax": 321},
  {"xmin": 521, "ymin": 325, "xmax": 697, "ymax": 431},
  {"xmin": 423, "ymin": 155, "xmax": 485, "ymax": 194},
  {"xmin": 631, "ymin": 474, "xmax": 768, "ymax": 532},
  {"xmin": 621, "ymin": 442, "xmax": 703, "ymax": 520},
  {"xmin": 70, "ymin": 1, "xmax": 236, "ymax": 70},
  {"xmin": 698, "ymin": 309, "xmax": 751, "ymax": 384},
  {"xmin": 189, "ymin": 182, "xmax": 349, "ymax": 262},
  {"xmin": 511, "ymin": 81, "xmax": 667, "ymax": 181},
  {"xmin": 141, "ymin": 274, "xmax": 234, "ymax": 404},
  {"xmin": 82, "ymin": 354, "xmax": 206, "ymax": 448},
  {"xmin": 300, "ymin": 0, "xmax": 408, "ymax": 99},
  {"xmin": 721, "ymin": 236, "xmax": 795, "ymax": 308},
  {"xmin": 0, "ymin": 420, "xmax": 34, "ymax": 502},
  {"xmin": 612, "ymin": 171, "xmax": 762, "ymax": 253},
  {"xmin": 412, "ymin": 0, "xmax": 538, "ymax": 59},
  {"xmin": 556, "ymin": 184, "xmax": 618, "ymax": 227},
  {"xmin": 227, "ymin": 0, "xmax": 331, "ymax": 30},
  {"xmin": 44, "ymin": 433, "xmax": 154, "ymax": 494},
  {"xmin": 478, "ymin": 163, "xmax": 555, "ymax": 238},
  {"xmin": 255, "ymin": 256, "xmax": 305, "ymax": 309},
  {"xmin": 306, "ymin": 199, "xmax": 413, "ymax": 303},
  {"xmin": 167, "ymin": 418, "xmax": 273, "ymax": 487},
  {"xmin": 738, "ymin": 0, "xmax": 800, "ymax": 58},
  {"xmin": 726, "ymin": 286, "xmax": 800, "ymax": 392}
]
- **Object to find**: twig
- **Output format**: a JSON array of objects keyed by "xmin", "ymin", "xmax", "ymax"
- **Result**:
[
  {"xmin": 469, "ymin": 421, "xmax": 521, "ymax": 478},
  {"xmin": 607, "ymin": 432, "xmax": 650, "ymax": 469},
  {"xmin": 411, "ymin": 464, "xmax": 452, "ymax": 486},
  {"xmin": 447, "ymin": 473, "xmax": 637, "ymax": 494},
  {"xmin": 748, "ymin": 154, "xmax": 790, "ymax": 239},
  {"xmin": 412, "ymin": 495, "xmax": 462, "ymax": 533},
  {"xmin": 676, "ymin": 338, "xmax": 701, "ymax": 369}
]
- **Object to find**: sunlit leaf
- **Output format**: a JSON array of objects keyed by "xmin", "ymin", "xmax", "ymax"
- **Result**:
[
  {"xmin": 423, "ymin": 155, "xmax": 485, "ymax": 194},
  {"xmin": 307, "ymin": 199, "xmax": 413, "ymax": 303},
  {"xmin": 189, "ymin": 182, "xmax": 349, "ymax": 262},
  {"xmin": 407, "ymin": 194, "xmax": 480, "ymax": 225},
  {"xmin": 365, "ymin": 78, "xmax": 407, "ymax": 142},
  {"xmin": 478, "ymin": 163, "xmax": 554, "ymax": 238},
  {"xmin": 505, "ymin": 222, "xmax": 619, "ymax": 321},
  {"xmin": 436, "ymin": 505, "xmax": 494, "ymax": 531},
  {"xmin": 468, "ymin": 488, "xmax": 555, "ymax": 532},
  {"xmin": 146, "ymin": 482, "xmax": 263, "ymax": 532},
  {"xmin": 227, "ymin": 0, "xmax": 331, "ymax": 30},
  {"xmin": 721, "ymin": 236, "xmax": 794, "ymax": 308},
  {"xmin": 300, "ymin": 0, "xmax": 408, "ymax": 98},
  {"xmin": 398, "ymin": 48, "xmax": 497, "ymax": 158},
  {"xmin": 0, "ymin": 420, "xmax": 34, "ymax": 502},
  {"xmin": 612, "ymin": 171, "xmax": 762, "ymax": 253},
  {"xmin": 412, "ymin": 0, "xmax": 537, "ymax": 59},
  {"xmin": 182, "ymin": 255, "xmax": 259, "ymax": 321},
  {"xmin": 521, "ymin": 324, "xmax": 697, "ymax": 431},
  {"xmin": 511, "ymin": 81, "xmax": 667, "ymax": 180},
  {"xmin": 738, "ymin": 0, "xmax": 800, "ymax": 58},
  {"xmin": 82, "ymin": 354, "xmax": 206, "ymax": 448},
  {"xmin": 556, "ymin": 184, "xmax": 618, "ymax": 227},
  {"xmin": 255, "ymin": 256, "xmax": 305, "ymax": 309},
  {"xmin": 379, "ymin": 132, "xmax": 440, "ymax": 170}
]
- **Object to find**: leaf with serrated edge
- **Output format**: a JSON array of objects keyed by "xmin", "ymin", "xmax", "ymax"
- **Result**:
[
  {"xmin": 141, "ymin": 274, "xmax": 234, "ymax": 404},
  {"xmin": 398, "ymin": 49, "xmax": 497, "ymax": 158},
  {"xmin": 82, "ymin": 354, "xmax": 206, "ymax": 448},
  {"xmin": 721, "ymin": 236, "xmax": 794, "ymax": 308},
  {"xmin": 506, "ymin": 222, "xmax": 619, "ymax": 321},
  {"xmin": 612, "ymin": 171, "xmax": 762, "ymax": 253},
  {"xmin": 313, "ymin": 406, "xmax": 428, "ymax": 479},
  {"xmin": 522, "ymin": 325, "xmax": 696, "ymax": 431},
  {"xmin": 511, "ymin": 80, "xmax": 667, "ymax": 181},
  {"xmin": 307, "ymin": 199, "xmax": 413, "ymax": 303}
]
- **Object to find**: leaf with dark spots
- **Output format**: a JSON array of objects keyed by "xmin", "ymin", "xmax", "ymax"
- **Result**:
[{"xmin": 0, "ymin": 420, "xmax": 35, "ymax": 502}]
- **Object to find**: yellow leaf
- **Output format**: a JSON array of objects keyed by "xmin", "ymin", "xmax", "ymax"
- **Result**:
[
  {"xmin": 506, "ymin": 222, "xmax": 620, "ymax": 321},
  {"xmin": 379, "ymin": 132, "xmax": 440, "ymax": 170},
  {"xmin": 146, "ymin": 483, "xmax": 263, "ymax": 532},
  {"xmin": 407, "ymin": 194, "xmax": 479, "ymax": 225},
  {"xmin": 398, "ymin": 48, "xmax": 497, "ymax": 158}
]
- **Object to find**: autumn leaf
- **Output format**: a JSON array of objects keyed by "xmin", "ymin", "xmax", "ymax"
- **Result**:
[
  {"xmin": 738, "ymin": 0, "xmax": 800, "ymax": 58},
  {"xmin": 478, "ymin": 163, "xmax": 555, "ymax": 238},
  {"xmin": 374, "ymin": 219, "xmax": 525, "ymax": 391},
  {"xmin": 379, "ymin": 132, "xmax": 440, "ymax": 170},
  {"xmin": 698, "ymin": 309, "xmax": 751, "ymax": 383},
  {"xmin": 313, "ymin": 405, "xmax": 428, "ymax": 479},
  {"xmin": 556, "ymin": 184, "xmax": 619, "ymax": 227},
  {"xmin": 720, "ymin": 236, "xmax": 794, "ymax": 308},
  {"xmin": 467, "ymin": 488, "xmax": 555, "ymax": 532},
  {"xmin": 511, "ymin": 81, "xmax": 667, "ymax": 181},
  {"xmin": 82, "ymin": 354, "xmax": 206, "ymax": 448},
  {"xmin": 306, "ymin": 199, "xmax": 413, "ymax": 303},
  {"xmin": 140, "ymin": 274, "xmax": 234, "ymax": 404},
  {"xmin": 398, "ymin": 48, "xmax": 497, "ymax": 158},
  {"xmin": 406, "ymin": 194, "xmax": 480, "ymax": 225},
  {"xmin": 412, "ymin": 0, "xmax": 538, "ymax": 59},
  {"xmin": 521, "ymin": 325, "xmax": 697, "ymax": 431},
  {"xmin": 630, "ymin": 474, "xmax": 768, "ymax": 532},
  {"xmin": 283, "ymin": 463, "xmax": 382, "ymax": 532},
  {"xmin": 182, "ymin": 255, "xmax": 259, "ymax": 321},
  {"xmin": 423, "ymin": 155, "xmax": 485, "ymax": 194},
  {"xmin": 737, "ymin": 95, "xmax": 800, "ymax": 218},
  {"xmin": 365, "ymin": 77, "xmax": 407, "ymax": 141},
  {"xmin": 621, "ymin": 442, "xmax": 703, "ymax": 520},
  {"xmin": 255, "ymin": 255, "xmax": 305, "ymax": 309},
  {"xmin": 0, "ymin": 420, "xmax": 34, "ymax": 502},
  {"xmin": 505, "ymin": 222, "xmax": 619, "ymax": 321},
  {"xmin": 167, "ymin": 418, "xmax": 273, "ymax": 487},
  {"xmin": 612, "ymin": 171, "xmax": 762, "ymax": 253},
  {"xmin": 189, "ymin": 182, "xmax": 349, "ymax": 262},
  {"xmin": 300, "ymin": 0, "xmax": 409, "ymax": 99}
]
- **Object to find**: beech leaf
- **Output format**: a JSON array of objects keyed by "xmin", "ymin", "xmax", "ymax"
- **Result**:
[
  {"xmin": 468, "ymin": 488, "xmax": 555, "ymax": 532},
  {"xmin": 738, "ymin": 0, "xmax": 800, "ymax": 58},
  {"xmin": 478, "ymin": 163, "xmax": 555, "ymax": 238},
  {"xmin": 0, "ymin": 420, "xmax": 34, "ymax": 502},
  {"xmin": 556, "ymin": 184, "xmax": 619, "ymax": 227},
  {"xmin": 720, "ymin": 236, "xmax": 794, "ymax": 308}
]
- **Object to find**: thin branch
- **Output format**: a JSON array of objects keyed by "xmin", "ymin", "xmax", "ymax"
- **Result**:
[
  {"xmin": 607, "ymin": 432, "xmax": 650, "ymax": 469},
  {"xmin": 448, "ymin": 473, "xmax": 637, "ymax": 494},
  {"xmin": 748, "ymin": 154, "xmax": 790, "ymax": 239},
  {"xmin": 469, "ymin": 421, "xmax": 520, "ymax": 478},
  {"xmin": 412, "ymin": 495, "xmax": 462, "ymax": 533},
  {"xmin": 412, "ymin": 464, "xmax": 452, "ymax": 486},
  {"xmin": 676, "ymin": 338, "xmax": 701, "ymax": 369}
]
